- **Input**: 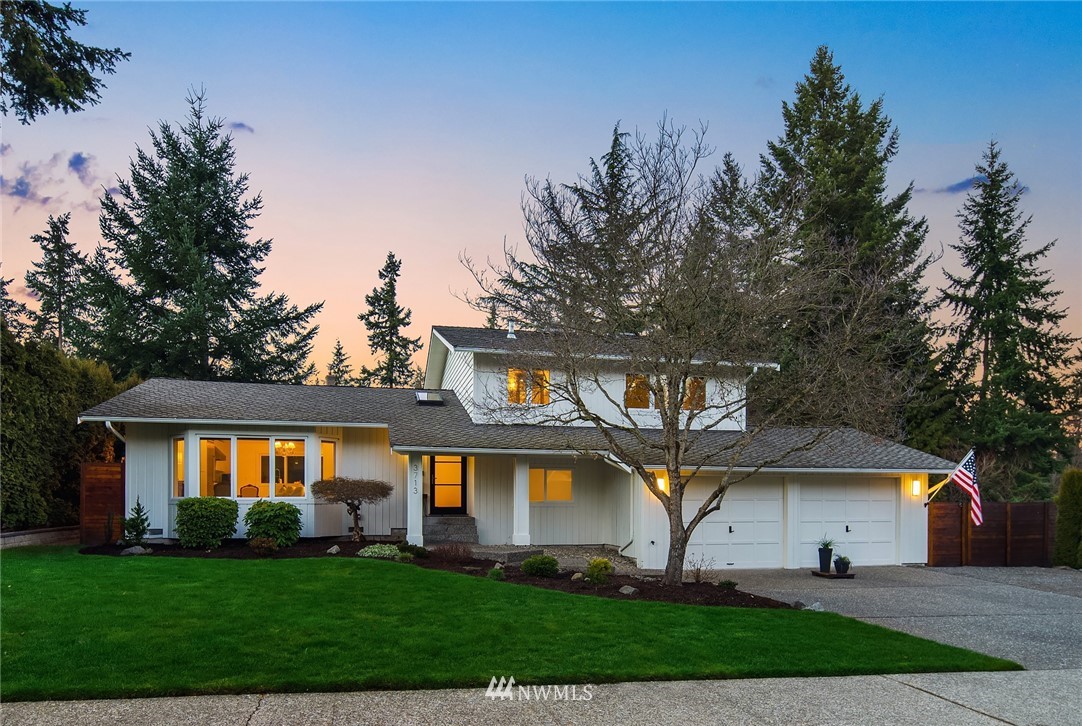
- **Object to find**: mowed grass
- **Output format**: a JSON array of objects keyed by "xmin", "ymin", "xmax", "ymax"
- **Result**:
[{"xmin": 1, "ymin": 547, "xmax": 1019, "ymax": 701}]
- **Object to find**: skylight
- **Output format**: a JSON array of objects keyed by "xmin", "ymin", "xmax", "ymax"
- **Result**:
[{"xmin": 415, "ymin": 391, "xmax": 444, "ymax": 406}]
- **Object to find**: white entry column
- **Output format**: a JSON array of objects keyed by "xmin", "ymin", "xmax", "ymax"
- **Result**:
[
  {"xmin": 512, "ymin": 455, "xmax": 531, "ymax": 545},
  {"xmin": 406, "ymin": 453, "xmax": 424, "ymax": 546}
]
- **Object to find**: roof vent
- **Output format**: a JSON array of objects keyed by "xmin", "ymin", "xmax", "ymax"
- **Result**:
[
  {"xmin": 507, "ymin": 321, "xmax": 516, "ymax": 339},
  {"xmin": 414, "ymin": 391, "xmax": 444, "ymax": 406}
]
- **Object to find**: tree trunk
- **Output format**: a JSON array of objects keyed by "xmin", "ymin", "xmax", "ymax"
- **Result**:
[
  {"xmin": 661, "ymin": 501, "xmax": 688, "ymax": 586},
  {"xmin": 351, "ymin": 508, "xmax": 363, "ymax": 542}
]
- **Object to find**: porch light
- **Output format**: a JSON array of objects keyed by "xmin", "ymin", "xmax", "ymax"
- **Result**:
[
  {"xmin": 912, "ymin": 479, "xmax": 921, "ymax": 496},
  {"xmin": 656, "ymin": 475, "xmax": 667, "ymax": 493}
]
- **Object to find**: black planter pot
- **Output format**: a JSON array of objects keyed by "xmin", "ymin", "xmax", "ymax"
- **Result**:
[
  {"xmin": 835, "ymin": 559, "xmax": 850, "ymax": 575},
  {"xmin": 818, "ymin": 547, "xmax": 832, "ymax": 573}
]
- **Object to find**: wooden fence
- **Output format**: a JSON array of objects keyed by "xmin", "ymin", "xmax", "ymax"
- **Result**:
[
  {"xmin": 80, "ymin": 462, "xmax": 125, "ymax": 545},
  {"xmin": 927, "ymin": 500, "xmax": 1057, "ymax": 567}
]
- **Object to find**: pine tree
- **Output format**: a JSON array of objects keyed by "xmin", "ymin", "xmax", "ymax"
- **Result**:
[
  {"xmin": 484, "ymin": 303, "xmax": 499, "ymax": 330},
  {"xmin": 0, "ymin": 271, "xmax": 32, "ymax": 340},
  {"xmin": 75, "ymin": 90, "xmax": 323, "ymax": 383},
  {"xmin": 940, "ymin": 141, "xmax": 1078, "ymax": 500},
  {"xmin": 357, "ymin": 252, "xmax": 422, "ymax": 388},
  {"xmin": 25, "ymin": 213, "xmax": 86, "ymax": 351},
  {"xmin": 326, "ymin": 339, "xmax": 355, "ymax": 386},
  {"xmin": 758, "ymin": 46, "xmax": 935, "ymax": 438}
]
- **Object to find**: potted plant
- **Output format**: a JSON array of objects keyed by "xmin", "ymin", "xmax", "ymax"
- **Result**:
[
  {"xmin": 834, "ymin": 555, "xmax": 851, "ymax": 575},
  {"xmin": 817, "ymin": 535, "xmax": 834, "ymax": 573}
]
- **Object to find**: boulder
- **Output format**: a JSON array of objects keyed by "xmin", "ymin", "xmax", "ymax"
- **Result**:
[
  {"xmin": 120, "ymin": 546, "xmax": 150, "ymax": 556},
  {"xmin": 804, "ymin": 601, "xmax": 824, "ymax": 612},
  {"xmin": 494, "ymin": 562, "xmax": 504, "ymax": 570},
  {"xmin": 571, "ymin": 572, "xmax": 584, "ymax": 581},
  {"xmin": 618, "ymin": 585, "xmax": 639, "ymax": 596},
  {"xmin": 326, "ymin": 545, "xmax": 341, "ymax": 555},
  {"xmin": 792, "ymin": 600, "xmax": 805, "ymax": 610}
]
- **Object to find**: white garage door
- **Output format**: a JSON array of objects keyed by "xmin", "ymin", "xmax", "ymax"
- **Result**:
[
  {"xmin": 799, "ymin": 478, "xmax": 897, "ymax": 567},
  {"xmin": 683, "ymin": 477, "xmax": 783, "ymax": 569}
]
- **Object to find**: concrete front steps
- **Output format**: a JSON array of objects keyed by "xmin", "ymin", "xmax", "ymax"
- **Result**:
[{"xmin": 422, "ymin": 516, "xmax": 478, "ymax": 544}]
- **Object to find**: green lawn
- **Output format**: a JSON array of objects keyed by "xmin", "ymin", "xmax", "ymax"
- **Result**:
[{"xmin": 1, "ymin": 547, "xmax": 1019, "ymax": 701}]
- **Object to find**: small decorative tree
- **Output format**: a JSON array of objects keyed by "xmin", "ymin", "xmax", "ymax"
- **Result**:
[
  {"xmin": 312, "ymin": 477, "xmax": 393, "ymax": 542},
  {"xmin": 122, "ymin": 496, "xmax": 150, "ymax": 547}
]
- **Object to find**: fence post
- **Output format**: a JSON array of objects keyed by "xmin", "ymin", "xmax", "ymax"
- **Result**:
[
  {"xmin": 962, "ymin": 501, "xmax": 970, "ymax": 566},
  {"xmin": 1006, "ymin": 502, "xmax": 1013, "ymax": 566}
]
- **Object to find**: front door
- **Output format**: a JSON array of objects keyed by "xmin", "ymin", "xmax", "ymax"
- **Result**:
[{"xmin": 430, "ymin": 456, "xmax": 467, "ymax": 515}]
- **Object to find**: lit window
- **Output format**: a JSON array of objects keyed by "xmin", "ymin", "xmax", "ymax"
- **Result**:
[
  {"xmin": 172, "ymin": 438, "xmax": 185, "ymax": 497},
  {"xmin": 199, "ymin": 438, "xmax": 231, "ymax": 497},
  {"xmin": 237, "ymin": 439, "xmax": 270, "ymax": 498},
  {"xmin": 508, "ymin": 368, "xmax": 528, "ymax": 404},
  {"xmin": 529, "ymin": 468, "xmax": 573, "ymax": 502},
  {"xmin": 683, "ymin": 377, "xmax": 706, "ymax": 410},
  {"xmin": 321, "ymin": 440, "xmax": 337, "ymax": 480},
  {"xmin": 274, "ymin": 439, "xmax": 306, "ymax": 497},
  {"xmin": 625, "ymin": 374, "xmax": 650, "ymax": 409},
  {"xmin": 508, "ymin": 368, "xmax": 550, "ymax": 405}
]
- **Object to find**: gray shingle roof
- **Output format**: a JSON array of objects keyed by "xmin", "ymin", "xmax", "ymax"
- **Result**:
[{"xmin": 82, "ymin": 378, "xmax": 956, "ymax": 472}]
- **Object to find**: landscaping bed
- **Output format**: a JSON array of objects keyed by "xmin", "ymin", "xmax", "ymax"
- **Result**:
[{"xmin": 81, "ymin": 539, "xmax": 787, "ymax": 608}]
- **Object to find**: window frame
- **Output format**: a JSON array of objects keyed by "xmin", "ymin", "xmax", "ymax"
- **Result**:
[
  {"xmin": 625, "ymin": 374, "xmax": 708, "ymax": 411},
  {"xmin": 181, "ymin": 432, "xmax": 322, "ymax": 502}
]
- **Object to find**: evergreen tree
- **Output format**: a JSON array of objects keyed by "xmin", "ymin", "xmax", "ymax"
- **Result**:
[
  {"xmin": 484, "ymin": 303, "xmax": 499, "ymax": 329},
  {"xmin": 940, "ymin": 141, "xmax": 1078, "ymax": 500},
  {"xmin": 75, "ymin": 91, "xmax": 322, "ymax": 383},
  {"xmin": 0, "ymin": 271, "xmax": 32, "ymax": 340},
  {"xmin": 25, "ymin": 212, "xmax": 86, "ymax": 350},
  {"xmin": 325, "ymin": 339, "xmax": 355, "ymax": 386},
  {"xmin": 357, "ymin": 252, "xmax": 422, "ymax": 388},
  {"xmin": 758, "ymin": 46, "xmax": 935, "ymax": 438}
]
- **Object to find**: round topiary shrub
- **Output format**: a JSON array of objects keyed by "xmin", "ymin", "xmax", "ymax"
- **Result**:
[
  {"xmin": 243, "ymin": 500, "xmax": 303, "ymax": 548},
  {"xmin": 175, "ymin": 498, "xmax": 239, "ymax": 549},
  {"xmin": 1053, "ymin": 468, "xmax": 1082, "ymax": 568},
  {"xmin": 488, "ymin": 567, "xmax": 506, "ymax": 581},
  {"xmin": 521, "ymin": 554, "xmax": 559, "ymax": 577}
]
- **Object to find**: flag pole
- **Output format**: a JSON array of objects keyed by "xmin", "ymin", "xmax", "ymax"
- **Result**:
[{"xmin": 923, "ymin": 476, "xmax": 951, "ymax": 507}]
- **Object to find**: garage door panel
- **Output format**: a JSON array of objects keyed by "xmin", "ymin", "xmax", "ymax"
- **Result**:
[
  {"xmin": 869, "ymin": 500, "xmax": 894, "ymax": 519},
  {"xmin": 845, "ymin": 500, "xmax": 871, "ymax": 520}
]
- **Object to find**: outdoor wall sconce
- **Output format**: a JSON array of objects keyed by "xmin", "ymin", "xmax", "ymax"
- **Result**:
[{"xmin": 912, "ymin": 479, "xmax": 921, "ymax": 496}]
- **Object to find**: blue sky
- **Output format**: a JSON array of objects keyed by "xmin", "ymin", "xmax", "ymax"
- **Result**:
[{"xmin": 2, "ymin": 1, "xmax": 1079, "ymax": 369}]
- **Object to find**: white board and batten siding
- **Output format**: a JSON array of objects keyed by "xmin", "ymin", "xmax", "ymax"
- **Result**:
[{"xmin": 339, "ymin": 427, "xmax": 408, "ymax": 537}]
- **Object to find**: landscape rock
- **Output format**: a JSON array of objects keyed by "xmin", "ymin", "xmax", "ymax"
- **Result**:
[
  {"xmin": 494, "ymin": 562, "xmax": 504, "ymax": 569},
  {"xmin": 571, "ymin": 572, "xmax": 584, "ymax": 581},
  {"xmin": 326, "ymin": 545, "xmax": 341, "ymax": 555},
  {"xmin": 793, "ymin": 600, "xmax": 805, "ymax": 610},
  {"xmin": 618, "ymin": 585, "xmax": 639, "ymax": 596},
  {"xmin": 120, "ymin": 546, "xmax": 150, "ymax": 556},
  {"xmin": 804, "ymin": 601, "xmax": 824, "ymax": 611}
]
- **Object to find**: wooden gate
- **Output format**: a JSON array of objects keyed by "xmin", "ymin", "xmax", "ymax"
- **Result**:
[
  {"xmin": 80, "ymin": 462, "xmax": 125, "ymax": 545},
  {"xmin": 928, "ymin": 501, "xmax": 1057, "ymax": 567}
]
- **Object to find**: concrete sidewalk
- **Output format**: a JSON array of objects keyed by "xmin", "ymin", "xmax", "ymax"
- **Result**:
[{"xmin": 4, "ymin": 670, "xmax": 1081, "ymax": 725}]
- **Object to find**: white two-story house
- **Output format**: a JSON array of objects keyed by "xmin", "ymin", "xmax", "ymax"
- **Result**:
[{"xmin": 79, "ymin": 325, "xmax": 955, "ymax": 570}]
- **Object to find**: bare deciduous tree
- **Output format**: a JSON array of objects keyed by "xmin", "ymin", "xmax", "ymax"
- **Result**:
[{"xmin": 463, "ymin": 120, "xmax": 912, "ymax": 585}]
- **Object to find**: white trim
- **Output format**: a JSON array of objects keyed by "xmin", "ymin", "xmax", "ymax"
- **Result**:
[{"xmin": 80, "ymin": 416, "xmax": 389, "ymax": 428}]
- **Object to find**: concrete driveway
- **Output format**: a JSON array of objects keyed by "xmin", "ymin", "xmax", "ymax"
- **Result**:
[{"xmin": 736, "ymin": 565, "xmax": 1082, "ymax": 670}]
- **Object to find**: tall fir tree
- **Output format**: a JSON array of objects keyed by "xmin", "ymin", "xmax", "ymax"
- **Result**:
[
  {"xmin": 25, "ymin": 212, "xmax": 86, "ymax": 351},
  {"xmin": 325, "ymin": 339, "xmax": 355, "ymax": 385},
  {"xmin": 940, "ymin": 141, "xmax": 1079, "ymax": 500},
  {"xmin": 75, "ymin": 91, "xmax": 322, "ymax": 383},
  {"xmin": 357, "ymin": 252, "xmax": 422, "ymax": 388},
  {"xmin": 0, "ymin": 271, "xmax": 33, "ymax": 340},
  {"xmin": 757, "ymin": 46, "xmax": 935, "ymax": 439}
]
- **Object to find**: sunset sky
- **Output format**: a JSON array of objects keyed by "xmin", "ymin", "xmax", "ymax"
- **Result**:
[{"xmin": 2, "ymin": 2, "xmax": 1079, "ymax": 374}]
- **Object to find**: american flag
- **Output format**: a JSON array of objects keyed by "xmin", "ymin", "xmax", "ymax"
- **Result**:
[{"xmin": 950, "ymin": 449, "xmax": 983, "ymax": 526}]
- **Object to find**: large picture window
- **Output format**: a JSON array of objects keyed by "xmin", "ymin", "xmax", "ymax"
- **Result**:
[
  {"xmin": 194, "ymin": 435, "xmax": 308, "ymax": 499},
  {"xmin": 199, "ymin": 438, "xmax": 232, "ymax": 497},
  {"xmin": 237, "ymin": 438, "xmax": 270, "ymax": 498},
  {"xmin": 274, "ymin": 439, "xmax": 306, "ymax": 497}
]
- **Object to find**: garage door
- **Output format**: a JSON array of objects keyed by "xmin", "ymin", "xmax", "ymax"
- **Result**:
[
  {"xmin": 683, "ymin": 477, "xmax": 783, "ymax": 569},
  {"xmin": 799, "ymin": 478, "xmax": 897, "ymax": 567}
]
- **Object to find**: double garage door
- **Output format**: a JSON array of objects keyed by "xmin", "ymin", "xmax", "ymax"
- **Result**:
[{"xmin": 682, "ymin": 476, "xmax": 898, "ymax": 569}]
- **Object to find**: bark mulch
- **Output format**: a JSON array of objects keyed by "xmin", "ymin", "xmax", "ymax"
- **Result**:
[{"xmin": 80, "ymin": 538, "xmax": 791, "ymax": 609}]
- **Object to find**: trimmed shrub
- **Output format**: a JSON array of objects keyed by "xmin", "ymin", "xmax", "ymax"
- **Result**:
[
  {"xmin": 488, "ymin": 567, "xmax": 505, "ymax": 581},
  {"xmin": 312, "ymin": 477, "xmax": 393, "ymax": 542},
  {"xmin": 397, "ymin": 542, "xmax": 430, "ymax": 559},
  {"xmin": 1053, "ymin": 468, "xmax": 1082, "ymax": 568},
  {"xmin": 396, "ymin": 551, "xmax": 415, "ymax": 563},
  {"xmin": 175, "ymin": 498, "xmax": 238, "ymax": 549},
  {"xmin": 428, "ymin": 543, "xmax": 474, "ymax": 562},
  {"xmin": 243, "ymin": 500, "xmax": 302, "ymax": 548},
  {"xmin": 249, "ymin": 536, "xmax": 278, "ymax": 557},
  {"xmin": 357, "ymin": 544, "xmax": 401, "ymax": 559},
  {"xmin": 718, "ymin": 579, "xmax": 738, "ymax": 590},
  {"xmin": 521, "ymin": 554, "xmax": 559, "ymax": 577},
  {"xmin": 121, "ymin": 497, "xmax": 151, "ymax": 546},
  {"xmin": 585, "ymin": 557, "xmax": 614, "ymax": 584}
]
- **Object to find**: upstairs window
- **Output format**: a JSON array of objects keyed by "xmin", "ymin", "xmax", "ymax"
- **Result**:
[
  {"xmin": 626, "ymin": 374, "xmax": 706, "ymax": 410},
  {"xmin": 625, "ymin": 374, "xmax": 650, "ymax": 409},
  {"xmin": 683, "ymin": 377, "xmax": 706, "ymax": 410},
  {"xmin": 508, "ymin": 368, "xmax": 550, "ymax": 405}
]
